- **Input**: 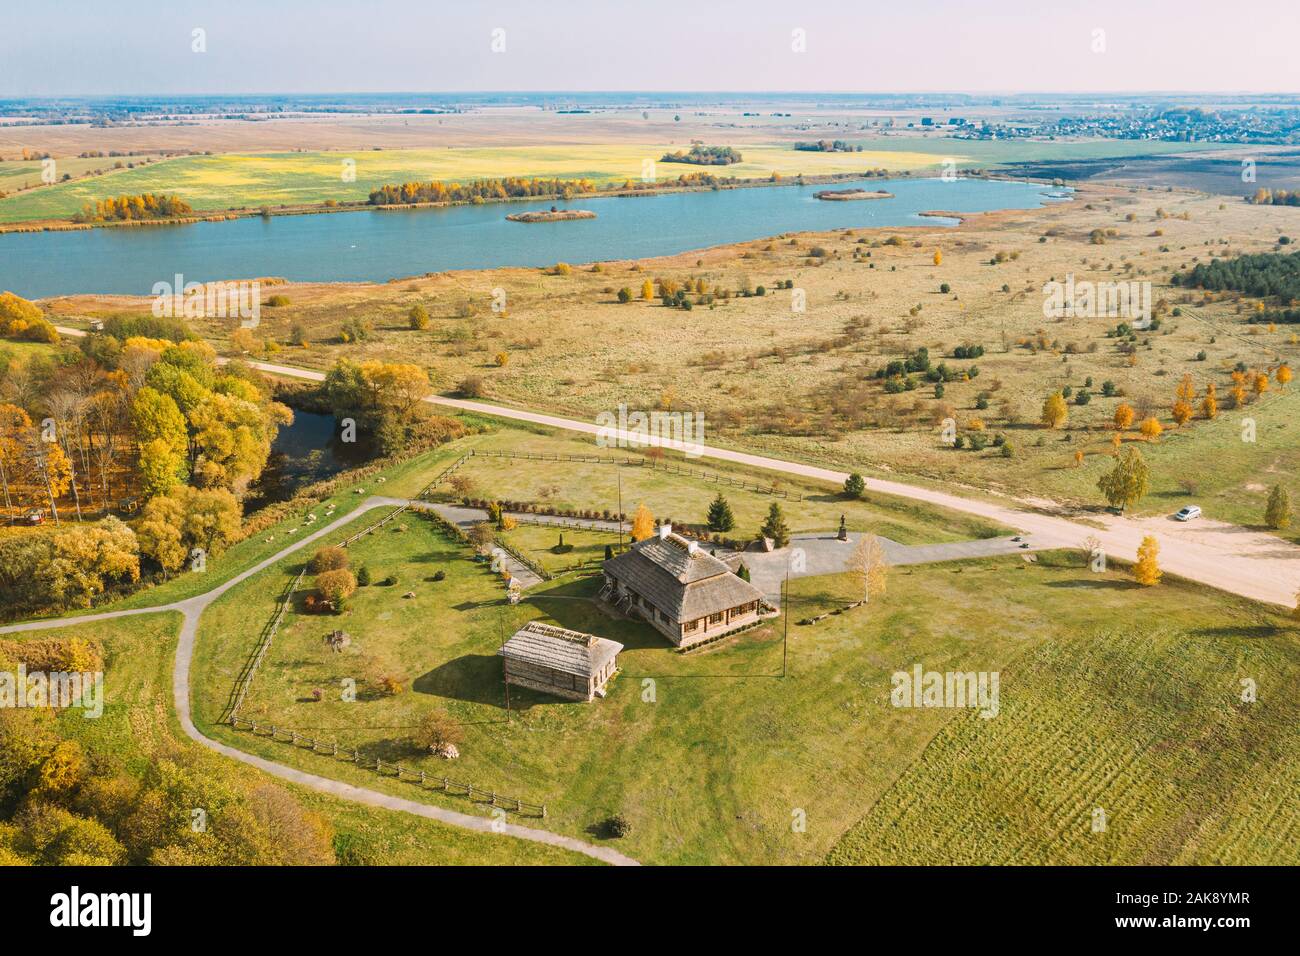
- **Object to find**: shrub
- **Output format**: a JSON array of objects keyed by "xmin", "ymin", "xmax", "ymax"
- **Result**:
[
  {"xmin": 309, "ymin": 546, "xmax": 348, "ymax": 574},
  {"xmin": 604, "ymin": 815, "xmax": 632, "ymax": 839},
  {"xmin": 266, "ymin": 294, "xmax": 290, "ymax": 307},
  {"xmin": 412, "ymin": 709, "xmax": 462, "ymax": 754},
  {"xmin": 356, "ymin": 565, "xmax": 371, "ymax": 586}
]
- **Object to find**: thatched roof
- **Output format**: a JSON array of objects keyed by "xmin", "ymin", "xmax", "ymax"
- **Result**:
[
  {"xmin": 499, "ymin": 621, "xmax": 622, "ymax": 678},
  {"xmin": 604, "ymin": 530, "xmax": 764, "ymax": 622}
]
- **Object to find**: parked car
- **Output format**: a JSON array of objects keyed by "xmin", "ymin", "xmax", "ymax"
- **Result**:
[
  {"xmin": 1174, "ymin": 505, "xmax": 1202, "ymax": 522},
  {"xmin": 24, "ymin": 509, "xmax": 44, "ymax": 525}
]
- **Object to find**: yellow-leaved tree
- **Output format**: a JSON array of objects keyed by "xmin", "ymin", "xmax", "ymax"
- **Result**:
[
  {"xmin": 630, "ymin": 503, "xmax": 655, "ymax": 542},
  {"xmin": 1041, "ymin": 392, "xmax": 1068, "ymax": 430},
  {"xmin": 1133, "ymin": 535, "xmax": 1162, "ymax": 586}
]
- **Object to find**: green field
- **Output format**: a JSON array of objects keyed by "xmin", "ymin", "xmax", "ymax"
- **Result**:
[
  {"xmin": 0, "ymin": 139, "xmax": 1229, "ymax": 223},
  {"xmin": 190, "ymin": 489, "xmax": 1298, "ymax": 865},
  {"xmin": 828, "ymin": 623, "xmax": 1300, "ymax": 864},
  {"xmin": 8, "ymin": 613, "xmax": 587, "ymax": 864}
]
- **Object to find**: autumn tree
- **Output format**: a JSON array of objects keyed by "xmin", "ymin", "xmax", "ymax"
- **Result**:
[
  {"xmin": 40, "ymin": 517, "xmax": 140, "ymax": 608},
  {"xmin": 1133, "ymin": 535, "xmax": 1162, "ymax": 586},
  {"xmin": 848, "ymin": 533, "xmax": 888, "ymax": 603},
  {"xmin": 1041, "ymin": 392, "xmax": 1068, "ymax": 429},
  {"xmin": 1201, "ymin": 384, "xmax": 1218, "ymax": 420},
  {"xmin": 131, "ymin": 387, "xmax": 189, "ymax": 497},
  {"xmin": 1277, "ymin": 364, "xmax": 1292, "ymax": 387},
  {"xmin": 1171, "ymin": 400, "xmax": 1193, "ymax": 426},
  {"xmin": 316, "ymin": 568, "xmax": 357, "ymax": 611},
  {"xmin": 630, "ymin": 503, "xmax": 655, "ymax": 542},
  {"xmin": 1097, "ymin": 446, "xmax": 1151, "ymax": 512},
  {"xmin": 1113, "ymin": 403, "xmax": 1135, "ymax": 430},
  {"xmin": 1139, "ymin": 416, "xmax": 1164, "ymax": 442},
  {"xmin": 0, "ymin": 403, "xmax": 32, "ymax": 517},
  {"xmin": 136, "ymin": 493, "xmax": 187, "ymax": 574}
]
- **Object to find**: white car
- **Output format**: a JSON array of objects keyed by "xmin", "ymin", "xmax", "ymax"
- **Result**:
[{"xmin": 1174, "ymin": 505, "xmax": 1202, "ymax": 522}]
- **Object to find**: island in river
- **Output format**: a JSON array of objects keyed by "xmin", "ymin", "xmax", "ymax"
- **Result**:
[
  {"xmin": 506, "ymin": 209, "xmax": 597, "ymax": 223},
  {"xmin": 813, "ymin": 188, "xmax": 893, "ymax": 201}
]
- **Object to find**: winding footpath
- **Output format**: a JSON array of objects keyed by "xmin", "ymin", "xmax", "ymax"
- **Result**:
[{"xmin": 0, "ymin": 495, "xmax": 640, "ymax": 867}]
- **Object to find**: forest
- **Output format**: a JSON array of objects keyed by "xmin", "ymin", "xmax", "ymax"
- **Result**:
[
  {"xmin": 1172, "ymin": 250, "xmax": 1300, "ymax": 302},
  {"xmin": 0, "ymin": 293, "xmax": 458, "ymax": 618}
]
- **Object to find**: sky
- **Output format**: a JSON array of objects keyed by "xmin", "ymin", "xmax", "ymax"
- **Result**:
[{"xmin": 2, "ymin": 0, "xmax": 1296, "ymax": 97}]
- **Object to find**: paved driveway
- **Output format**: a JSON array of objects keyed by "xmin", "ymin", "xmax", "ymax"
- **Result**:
[{"xmin": 736, "ymin": 532, "xmax": 1042, "ymax": 603}]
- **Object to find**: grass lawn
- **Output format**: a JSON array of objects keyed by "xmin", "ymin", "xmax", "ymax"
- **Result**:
[
  {"xmin": 498, "ymin": 523, "xmax": 619, "ymax": 576},
  {"xmin": 22, "ymin": 612, "xmax": 589, "ymax": 865},
  {"xmin": 438, "ymin": 425, "xmax": 1010, "ymax": 545},
  {"xmin": 193, "ymin": 500, "xmax": 1299, "ymax": 865}
]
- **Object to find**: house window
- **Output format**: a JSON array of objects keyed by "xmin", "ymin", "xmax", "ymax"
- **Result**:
[
  {"xmin": 684, "ymin": 619, "xmax": 699, "ymax": 632},
  {"xmin": 708, "ymin": 612, "xmax": 723, "ymax": 626},
  {"xmin": 658, "ymin": 609, "xmax": 669, "ymax": 623}
]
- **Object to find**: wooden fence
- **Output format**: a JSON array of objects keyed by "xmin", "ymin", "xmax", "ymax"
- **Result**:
[
  {"xmin": 228, "ymin": 716, "xmax": 546, "ymax": 818},
  {"xmin": 223, "ymin": 567, "xmax": 305, "ymax": 723}
]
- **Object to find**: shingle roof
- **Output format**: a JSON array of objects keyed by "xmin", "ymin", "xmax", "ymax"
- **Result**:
[
  {"xmin": 499, "ymin": 621, "xmax": 622, "ymax": 678},
  {"xmin": 604, "ymin": 534, "xmax": 764, "ymax": 622}
]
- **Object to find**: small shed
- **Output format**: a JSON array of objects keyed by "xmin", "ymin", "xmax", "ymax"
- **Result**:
[{"xmin": 499, "ymin": 621, "xmax": 623, "ymax": 702}]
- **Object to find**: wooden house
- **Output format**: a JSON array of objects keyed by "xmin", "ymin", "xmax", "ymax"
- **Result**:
[
  {"xmin": 499, "ymin": 621, "xmax": 623, "ymax": 702},
  {"xmin": 601, "ymin": 524, "xmax": 765, "ymax": 647}
]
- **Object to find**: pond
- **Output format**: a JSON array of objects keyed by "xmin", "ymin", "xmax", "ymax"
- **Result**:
[{"xmin": 245, "ymin": 409, "xmax": 373, "ymax": 508}]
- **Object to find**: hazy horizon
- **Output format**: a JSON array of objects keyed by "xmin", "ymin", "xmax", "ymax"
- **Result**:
[{"xmin": 4, "ymin": 0, "xmax": 1296, "ymax": 98}]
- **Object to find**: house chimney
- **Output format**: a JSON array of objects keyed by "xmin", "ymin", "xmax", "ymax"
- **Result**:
[
  {"xmin": 687, "ymin": 540, "xmax": 698, "ymax": 555},
  {"xmin": 658, "ymin": 523, "xmax": 672, "ymax": 540}
]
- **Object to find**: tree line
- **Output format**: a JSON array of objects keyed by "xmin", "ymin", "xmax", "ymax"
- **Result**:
[
  {"xmin": 73, "ymin": 193, "xmax": 193, "ymax": 223},
  {"xmin": 367, "ymin": 176, "xmax": 597, "ymax": 206}
]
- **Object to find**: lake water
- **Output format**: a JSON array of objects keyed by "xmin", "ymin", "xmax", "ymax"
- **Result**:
[{"xmin": 0, "ymin": 177, "xmax": 1068, "ymax": 298}]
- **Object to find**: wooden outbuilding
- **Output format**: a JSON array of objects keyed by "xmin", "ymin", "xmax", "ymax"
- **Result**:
[{"xmin": 499, "ymin": 621, "xmax": 623, "ymax": 702}]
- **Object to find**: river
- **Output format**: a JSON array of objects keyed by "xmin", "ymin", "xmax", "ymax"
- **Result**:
[{"xmin": 0, "ymin": 177, "xmax": 1068, "ymax": 298}]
